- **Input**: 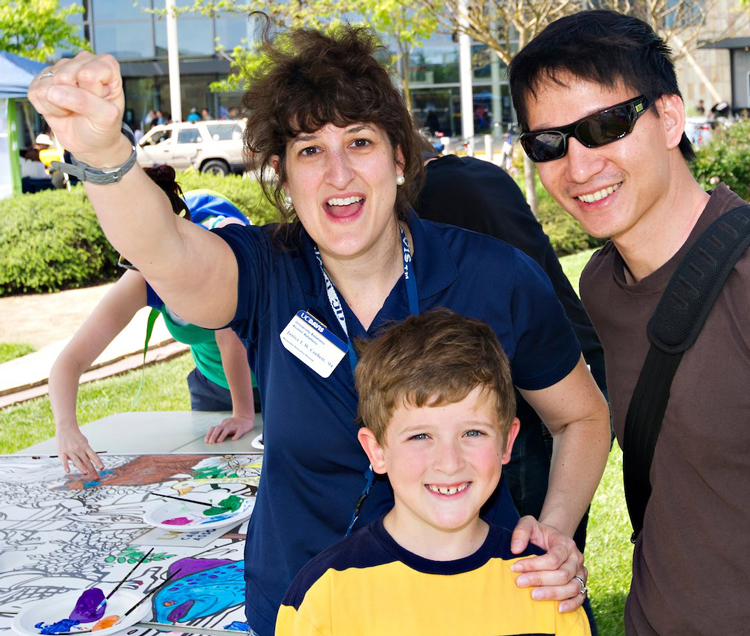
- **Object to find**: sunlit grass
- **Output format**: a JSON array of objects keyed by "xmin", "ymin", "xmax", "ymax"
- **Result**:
[
  {"xmin": 559, "ymin": 248, "xmax": 598, "ymax": 296},
  {"xmin": 560, "ymin": 248, "xmax": 629, "ymax": 636},
  {"xmin": 0, "ymin": 342, "xmax": 36, "ymax": 364},
  {"xmin": 0, "ymin": 353, "xmax": 192, "ymax": 454}
]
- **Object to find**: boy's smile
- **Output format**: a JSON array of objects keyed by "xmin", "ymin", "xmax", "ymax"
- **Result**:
[{"xmin": 359, "ymin": 386, "xmax": 519, "ymax": 561}]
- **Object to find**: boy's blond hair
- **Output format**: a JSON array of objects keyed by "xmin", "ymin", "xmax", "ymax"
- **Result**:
[{"xmin": 355, "ymin": 309, "xmax": 516, "ymax": 445}]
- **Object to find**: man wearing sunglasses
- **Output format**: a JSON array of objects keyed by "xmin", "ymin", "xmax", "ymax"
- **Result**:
[{"xmin": 509, "ymin": 9, "xmax": 750, "ymax": 636}]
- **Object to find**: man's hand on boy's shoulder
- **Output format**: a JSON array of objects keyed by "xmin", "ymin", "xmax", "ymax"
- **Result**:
[{"xmin": 509, "ymin": 515, "xmax": 587, "ymax": 612}]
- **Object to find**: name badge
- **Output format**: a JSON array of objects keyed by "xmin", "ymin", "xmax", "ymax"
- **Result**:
[{"xmin": 280, "ymin": 310, "xmax": 347, "ymax": 378}]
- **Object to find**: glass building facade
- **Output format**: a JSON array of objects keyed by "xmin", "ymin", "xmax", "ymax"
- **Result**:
[
  {"xmin": 55, "ymin": 2, "xmax": 513, "ymax": 137},
  {"xmin": 408, "ymin": 32, "xmax": 513, "ymax": 139},
  {"xmin": 58, "ymin": 0, "xmax": 250, "ymax": 131}
]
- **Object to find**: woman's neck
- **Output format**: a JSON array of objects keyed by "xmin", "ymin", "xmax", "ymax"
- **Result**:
[{"xmin": 320, "ymin": 220, "xmax": 409, "ymax": 331}]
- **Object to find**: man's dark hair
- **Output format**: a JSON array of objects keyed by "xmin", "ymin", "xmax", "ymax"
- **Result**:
[
  {"xmin": 509, "ymin": 10, "xmax": 695, "ymax": 162},
  {"xmin": 241, "ymin": 18, "xmax": 424, "ymax": 225}
]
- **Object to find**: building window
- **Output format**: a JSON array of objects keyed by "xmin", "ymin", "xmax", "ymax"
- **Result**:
[
  {"xmin": 215, "ymin": 13, "xmax": 250, "ymax": 50},
  {"xmin": 92, "ymin": 0, "xmax": 149, "ymax": 20},
  {"xmin": 94, "ymin": 21, "xmax": 155, "ymax": 59},
  {"xmin": 154, "ymin": 17, "xmax": 215, "ymax": 57},
  {"xmin": 410, "ymin": 45, "xmax": 460, "ymax": 85}
]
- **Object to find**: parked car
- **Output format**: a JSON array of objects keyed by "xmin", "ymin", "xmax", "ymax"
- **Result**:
[{"xmin": 137, "ymin": 120, "xmax": 247, "ymax": 176}]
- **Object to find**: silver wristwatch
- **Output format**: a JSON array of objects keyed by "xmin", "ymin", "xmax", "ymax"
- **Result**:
[{"xmin": 51, "ymin": 123, "xmax": 138, "ymax": 185}]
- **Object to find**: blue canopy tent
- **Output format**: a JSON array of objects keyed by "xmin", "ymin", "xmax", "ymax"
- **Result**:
[{"xmin": 0, "ymin": 51, "xmax": 46, "ymax": 198}]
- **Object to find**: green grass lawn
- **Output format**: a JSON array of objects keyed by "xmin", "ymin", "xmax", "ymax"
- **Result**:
[
  {"xmin": 0, "ymin": 342, "xmax": 36, "ymax": 364},
  {"xmin": 0, "ymin": 353, "xmax": 192, "ymax": 454},
  {"xmin": 0, "ymin": 248, "xmax": 629, "ymax": 634},
  {"xmin": 560, "ymin": 248, "xmax": 597, "ymax": 296},
  {"xmin": 587, "ymin": 447, "xmax": 630, "ymax": 636},
  {"xmin": 561, "ymin": 247, "xmax": 629, "ymax": 636}
]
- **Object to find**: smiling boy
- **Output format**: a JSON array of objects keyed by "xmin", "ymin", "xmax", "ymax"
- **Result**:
[{"xmin": 275, "ymin": 309, "xmax": 592, "ymax": 636}]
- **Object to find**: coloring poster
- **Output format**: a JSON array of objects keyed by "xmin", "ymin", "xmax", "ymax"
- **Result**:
[{"xmin": 0, "ymin": 454, "xmax": 263, "ymax": 635}]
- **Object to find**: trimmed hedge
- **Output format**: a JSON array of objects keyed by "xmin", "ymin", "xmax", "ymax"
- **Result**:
[
  {"xmin": 174, "ymin": 171, "xmax": 280, "ymax": 226},
  {"xmin": 0, "ymin": 188, "xmax": 119, "ymax": 296},
  {"xmin": 511, "ymin": 166, "xmax": 605, "ymax": 256},
  {"xmin": 692, "ymin": 120, "xmax": 750, "ymax": 202},
  {"xmin": 0, "ymin": 173, "xmax": 279, "ymax": 296},
  {"xmin": 537, "ymin": 189, "xmax": 606, "ymax": 256}
]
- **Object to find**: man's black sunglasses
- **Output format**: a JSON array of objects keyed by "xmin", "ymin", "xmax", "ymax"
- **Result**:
[{"xmin": 520, "ymin": 95, "xmax": 650, "ymax": 163}]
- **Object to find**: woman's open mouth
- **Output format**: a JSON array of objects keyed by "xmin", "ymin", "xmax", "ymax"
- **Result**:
[{"xmin": 325, "ymin": 195, "xmax": 364, "ymax": 219}]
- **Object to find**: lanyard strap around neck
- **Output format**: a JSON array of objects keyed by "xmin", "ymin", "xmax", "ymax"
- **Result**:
[
  {"xmin": 313, "ymin": 224, "xmax": 419, "ymax": 537},
  {"xmin": 313, "ymin": 225, "xmax": 419, "ymax": 373}
]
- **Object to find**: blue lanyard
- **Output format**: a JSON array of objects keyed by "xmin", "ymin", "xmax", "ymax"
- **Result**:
[
  {"xmin": 312, "ymin": 225, "xmax": 419, "ymax": 537},
  {"xmin": 313, "ymin": 225, "xmax": 419, "ymax": 373}
]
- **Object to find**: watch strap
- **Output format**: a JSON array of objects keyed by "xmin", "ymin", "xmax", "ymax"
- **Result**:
[{"xmin": 51, "ymin": 123, "xmax": 138, "ymax": 185}]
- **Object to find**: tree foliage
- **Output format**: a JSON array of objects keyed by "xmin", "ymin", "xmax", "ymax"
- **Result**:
[
  {"xmin": 418, "ymin": 0, "xmax": 582, "ymax": 65},
  {"xmin": 599, "ymin": 0, "xmax": 736, "ymax": 58},
  {"xmin": 356, "ymin": 0, "xmax": 438, "ymax": 107},
  {"xmin": 168, "ymin": 0, "xmax": 437, "ymax": 103},
  {"xmin": 0, "ymin": 0, "xmax": 90, "ymax": 62}
]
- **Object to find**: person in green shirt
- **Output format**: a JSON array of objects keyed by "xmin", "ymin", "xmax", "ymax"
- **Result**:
[{"xmin": 49, "ymin": 166, "xmax": 259, "ymax": 477}]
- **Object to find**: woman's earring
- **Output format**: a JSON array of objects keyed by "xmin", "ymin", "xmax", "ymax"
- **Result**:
[
  {"xmin": 396, "ymin": 175, "xmax": 405, "ymax": 186},
  {"xmin": 284, "ymin": 194, "xmax": 293, "ymax": 206}
]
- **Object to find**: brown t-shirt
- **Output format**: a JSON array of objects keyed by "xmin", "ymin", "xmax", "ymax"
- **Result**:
[{"xmin": 581, "ymin": 184, "xmax": 750, "ymax": 636}]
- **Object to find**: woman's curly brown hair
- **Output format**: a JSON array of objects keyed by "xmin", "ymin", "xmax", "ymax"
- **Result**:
[{"xmin": 241, "ymin": 17, "xmax": 424, "ymax": 227}]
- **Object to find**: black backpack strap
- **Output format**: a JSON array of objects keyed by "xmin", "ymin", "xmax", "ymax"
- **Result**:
[{"xmin": 624, "ymin": 205, "xmax": 750, "ymax": 542}]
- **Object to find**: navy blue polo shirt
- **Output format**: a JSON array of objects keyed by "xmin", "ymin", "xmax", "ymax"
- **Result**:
[{"xmin": 213, "ymin": 212, "xmax": 581, "ymax": 636}]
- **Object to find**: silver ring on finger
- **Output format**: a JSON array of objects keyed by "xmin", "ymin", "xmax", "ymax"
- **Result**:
[
  {"xmin": 574, "ymin": 575, "xmax": 588, "ymax": 596},
  {"xmin": 37, "ymin": 70, "xmax": 56, "ymax": 81}
]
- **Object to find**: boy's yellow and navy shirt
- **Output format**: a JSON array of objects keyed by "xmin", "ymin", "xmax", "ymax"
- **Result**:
[{"xmin": 275, "ymin": 517, "xmax": 592, "ymax": 636}]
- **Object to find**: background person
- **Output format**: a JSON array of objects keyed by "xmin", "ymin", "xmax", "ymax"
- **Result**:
[
  {"xmin": 48, "ymin": 167, "xmax": 259, "ymax": 478},
  {"xmin": 141, "ymin": 109, "xmax": 155, "ymax": 132},
  {"xmin": 30, "ymin": 23, "xmax": 609, "ymax": 636},
  {"xmin": 20, "ymin": 147, "xmax": 54, "ymax": 193},
  {"xmin": 277, "ymin": 309, "xmax": 592, "ymax": 636},
  {"xmin": 499, "ymin": 131, "xmax": 515, "ymax": 171},
  {"xmin": 510, "ymin": 9, "xmax": 750, "ymax": 635}
]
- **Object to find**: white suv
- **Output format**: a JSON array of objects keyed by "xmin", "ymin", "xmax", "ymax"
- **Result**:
[{"xmin": 137, "ymin": 120, "xmax": 246, "ymax": 176}]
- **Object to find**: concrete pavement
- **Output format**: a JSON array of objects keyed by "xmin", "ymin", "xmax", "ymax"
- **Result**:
[{"xmin": 0, "ymin": 283, "xmax": 186, "ymax": 408}]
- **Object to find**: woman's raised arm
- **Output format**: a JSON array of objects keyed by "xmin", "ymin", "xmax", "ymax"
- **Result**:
[{"xmin": 29, "ymin": 52, "xmax": 238, "ymax": 328}]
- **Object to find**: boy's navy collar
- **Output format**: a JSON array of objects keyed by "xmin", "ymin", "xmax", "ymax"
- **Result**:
[
  {"xmin": 295, "ymin": 209, "xmax": 458, "ymax": 300},
  {"xmin": 370, "ymin": 515, "xmax": 506, "ymax": 575}
]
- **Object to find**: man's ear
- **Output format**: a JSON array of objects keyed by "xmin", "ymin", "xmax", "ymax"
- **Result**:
[
  {"xmin": 658, "ymin": 94, "xmax": 686, "ymax": 151},
  {"xmin": 501, "ymin": 418, "xmax": 521, "ymax": 465},
  {"xmin": 357, "ymin": 428, "xmax": 387, "ymax": 475}
]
